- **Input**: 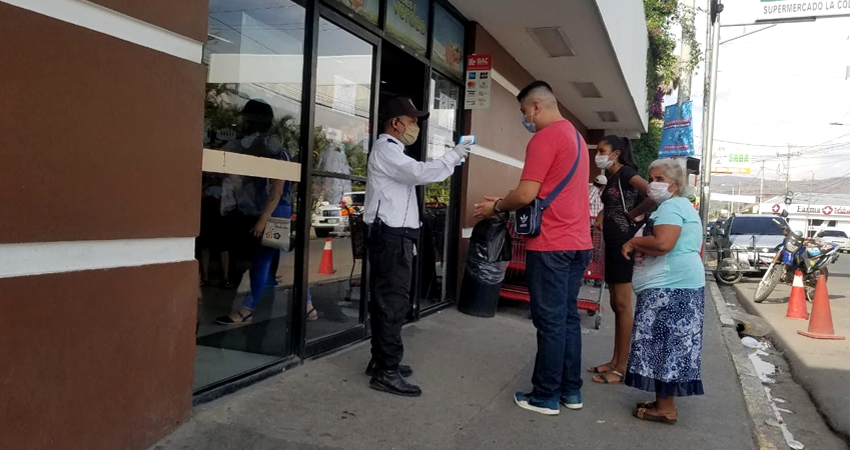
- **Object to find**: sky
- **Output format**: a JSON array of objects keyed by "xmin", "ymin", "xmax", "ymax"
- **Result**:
[{"xmin": 669, "ymin": 1, "xmax": 850, "ymax": 181}]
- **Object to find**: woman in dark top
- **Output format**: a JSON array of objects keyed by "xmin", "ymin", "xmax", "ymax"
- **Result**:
[{"xmin": 588, "ymin": 135, "xmax": 654, "ymax": 384}]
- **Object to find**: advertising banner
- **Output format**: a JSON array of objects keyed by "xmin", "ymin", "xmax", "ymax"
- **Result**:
[
  {"xmin": 658, "ymin": 102, "xmax": 694, "ymax": 158},
  {"xmin": 756, "ymin": 0, "xmax": 850, "ymax": 22},
  {"xmin": 385, "ymin": 0, "xmax": 428, "ymax": 56},
  {"xmin": 431, "ymin": 4, "xmax": 465, "ymax": 79},
  {"xmin": 711, "ymin": 147, "xmax": 752, "ymax": 174},
  {"xmin": 464, "ymin": 54, "xmax": 492, "ymax": 110}
]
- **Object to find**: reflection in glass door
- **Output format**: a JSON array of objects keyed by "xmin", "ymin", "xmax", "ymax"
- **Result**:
[
  {"xmin": 420, "ymin": 72, "xmax": 461, "ymax": 310},
  {"xmin": 306, "ymin": 16, "xmax": 375, "ymax": 347}
]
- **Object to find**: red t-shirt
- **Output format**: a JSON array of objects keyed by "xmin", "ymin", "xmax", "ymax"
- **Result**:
[{"xmin": 520, "ymin": 120, "xmax": 591, "ymax": 252}]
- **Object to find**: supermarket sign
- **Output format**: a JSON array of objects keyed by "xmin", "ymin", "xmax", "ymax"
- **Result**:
[
  {"xmin": 757, "ymin": 0, "xmax": 850, "ymax": 22},
  {"xmin": 711, "ymin": 147, "xmax": 752, "ymax": 174}
]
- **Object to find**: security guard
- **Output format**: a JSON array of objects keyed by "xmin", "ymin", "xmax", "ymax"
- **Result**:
[{"xmin": 364, "ymin": 97, "xmax": 469, "ymax": 396}]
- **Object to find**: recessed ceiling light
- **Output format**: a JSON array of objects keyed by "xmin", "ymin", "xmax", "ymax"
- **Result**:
[
  {"xmin": 596, "ymin": 111, "xmax": 618, "ymax": 122},
  {"xmin": 571, "ymin": 82, "xmax": 601, "ymax": 98},
  {"xmin": 527, "ymin": 27, "xmax": 575, "ymax": 58}
]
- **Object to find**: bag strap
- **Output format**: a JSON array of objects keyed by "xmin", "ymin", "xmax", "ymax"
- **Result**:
[
  {"xmin": 618, "ymin": 176, "xmax": 627, "ymax": 212},
  {"xmin": 540, "ymin": 129, "xmax": 583, "ymax": 209}
]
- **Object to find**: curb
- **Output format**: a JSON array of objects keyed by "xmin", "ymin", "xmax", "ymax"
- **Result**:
[{"xmin": 708, "ymin": 280, "xmax": 786, "ymax": 450}]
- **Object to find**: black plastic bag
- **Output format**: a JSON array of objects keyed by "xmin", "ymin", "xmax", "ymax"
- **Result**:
[
  {"xmin": 469, "ymin": 217, "xmax": 512, "ymax": 263},
  {"xmin": 464, "ymin": 217, "xmax": 512, "ymax": 285}
]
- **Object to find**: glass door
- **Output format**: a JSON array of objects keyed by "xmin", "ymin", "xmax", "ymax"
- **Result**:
[
  {"xmin": 195, "ymin": 0, "xmax": 307, "ymax": 393},
  {"xmin": 419, "ymin": 71, "xmax": 462, "ymax": 310},
  {"xmin": 305, "ymin": 12, "xmax": 378, "ymax": 354}
]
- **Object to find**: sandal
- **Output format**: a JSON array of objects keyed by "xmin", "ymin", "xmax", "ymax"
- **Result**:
[
  {"xmin": 587, "ymin": 363, "xmax": 614, "ymax": 374},
  {"xmin": 634, "ymin": 406, "xmax": 677, "ymax": 424},
  {"xmin": 306, "ymin": 306, "xmax": 319, "ymax": 322},
  {"xmin": 591, "ymin": 370, "xmax": 624, "ymax": 384},
  {"xmin": 215, "ymin": 311, "xmax": 252, "ymax": 325}
]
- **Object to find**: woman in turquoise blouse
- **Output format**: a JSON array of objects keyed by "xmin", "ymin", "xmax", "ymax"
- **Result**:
[{"xmin": 621, "ymin": 158, "xmax": 705, "ymax": 424}]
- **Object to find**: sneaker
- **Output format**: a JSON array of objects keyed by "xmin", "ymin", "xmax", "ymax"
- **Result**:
[
  {"xmin": 560, "ymin": 393, "xmax": 583, "ymax": 410},
  {"xmin": 514, "ymin": 392, "xmax": 559, "ymax": 416}
]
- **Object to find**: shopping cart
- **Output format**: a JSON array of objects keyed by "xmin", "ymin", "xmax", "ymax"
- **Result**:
[{"xmin": 499, "ymin": 216, "xmax": 605, "ymax": 329}]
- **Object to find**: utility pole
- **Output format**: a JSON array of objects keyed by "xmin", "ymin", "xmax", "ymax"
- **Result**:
[
  {"xmin": 805, "ymin": 172, "xmax": 814, "ymax": 236},
  {"xmin": 758, "ymin": 160, "xmax": 765, "ymax": 209},
  {"xmin": 785, "ymin": 144, "xmax": 792, "ymax": 194},
  {"xmin": 699, "ymin": 1, "xmax": 722, "ymax": 231},
  {"xmin": 677, "ymin": 0, "xmax": 696, "ymax": 106}
]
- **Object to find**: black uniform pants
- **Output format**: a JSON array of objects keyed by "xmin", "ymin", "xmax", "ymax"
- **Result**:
[{"xmin": 368, "ymin": 232, "xmax": 414, "ymax": 371}]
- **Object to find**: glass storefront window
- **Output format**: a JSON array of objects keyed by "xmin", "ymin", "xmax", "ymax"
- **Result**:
[
  {"xmin": 421, "ymin": 72, "xmax": 461, "ymax": 308},
  {"xmin": 195, "ymin": 0, "xmax": 305, "ymax": 392},
  {"xmin": 305, "ymin": 17, "xmax": 374, "ymax": 344},
  {"xmin": 431, "ymin": 4, "xmax": 464, "ymax": 79},
  {"xmin": 313, "ymin": 20, "xmax": 373, "ymax": 176},
  {"xmin": 327, "ymin": 0, "xmax": 380, "ymax": 25},
  {"xmin": 384, "ymin": 0, "xmax": 429, "ymax": 57}
]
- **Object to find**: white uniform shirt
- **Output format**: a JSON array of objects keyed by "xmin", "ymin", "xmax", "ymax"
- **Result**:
[{"xmin": 364, "ymin": 134, "xmax": 462, "ymax": 228}]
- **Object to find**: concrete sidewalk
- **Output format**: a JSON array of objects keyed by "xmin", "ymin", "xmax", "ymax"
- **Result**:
[{"xmin": 151, "ymin": 286, "xmax": 756, "ymax": 450}]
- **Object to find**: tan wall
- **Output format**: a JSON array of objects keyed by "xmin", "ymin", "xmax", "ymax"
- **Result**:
[{"xmin": 0, "ymin": 2, "xmax": 207, "ymax": 449}]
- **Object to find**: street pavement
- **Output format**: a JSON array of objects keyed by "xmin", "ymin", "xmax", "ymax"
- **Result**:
[
  {"xmin": 152, "ymin": 284, "xmax": 757, "ymax": 450},
  {"xmin": 732, "ymin": 258, "xmax": 850, "ymax": 440}
]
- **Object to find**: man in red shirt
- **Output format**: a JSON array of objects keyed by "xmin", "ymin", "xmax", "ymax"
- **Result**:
[{"xmin": 475, "ymin": 80, "xmax": 591, "ymax": 416}]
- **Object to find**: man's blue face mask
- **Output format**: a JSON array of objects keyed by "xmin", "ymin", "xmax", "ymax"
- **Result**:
[{"xmin": 521, "ymin": 112, "xmax": 537, "ymax": 133}]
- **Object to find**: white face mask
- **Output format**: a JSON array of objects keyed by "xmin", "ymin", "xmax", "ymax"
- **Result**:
[
  {"xmin": 648, "ymin": 182, "xmax": 674, "ymax": 204},
  {"xmin": 595, "ymin": 155, "xmax": 614, "ymax": 170}
]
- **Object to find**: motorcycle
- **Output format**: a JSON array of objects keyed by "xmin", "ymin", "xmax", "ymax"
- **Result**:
[{"xmin": 754, "ymin": 211, "xmax": 839, "ymax": 303}]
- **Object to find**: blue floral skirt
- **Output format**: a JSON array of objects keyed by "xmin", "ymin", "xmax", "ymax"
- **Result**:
[{"xmin": 624, "ymin": 287, "xmax": 705, "ymax": 397}]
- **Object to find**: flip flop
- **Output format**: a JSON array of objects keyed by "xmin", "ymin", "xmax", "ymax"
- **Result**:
[
  {"xmin": 587, "ymin": 363, "xmax": 614, "ymax": 374},
  {"xmin": 634, "ymin": 406, "xmax": 677, "ymax": 424},
  {"xmin": 306, "ymin": 306, "xmax": 319, "ymax": 322},
  {"xmin": 591, "ymin": 370, "xmax": 624, "ymax": 384}
]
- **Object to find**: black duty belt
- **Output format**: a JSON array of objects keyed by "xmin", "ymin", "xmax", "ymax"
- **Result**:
[{"xmin": 379, "ymin": 223, "xmax": 420, "ymax": 242}]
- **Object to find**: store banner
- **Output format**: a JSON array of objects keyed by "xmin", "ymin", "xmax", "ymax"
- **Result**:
[
  {"xmin": 712, "ymin": 147, "xmax": 752, "ymax": 174},
  {"xmin": 658, "ymin": 101, "xmax": 694, "ymax": 158},
  {"xmin": 385, "ymin": 0, "xmax": 428, "ymax": 56},
  {"xmin": 465, "ymin": 54, "xmax": 492, "ymax": 110},
  {"xmin": 431, "ymin": 4, "xmax": 464, "ymax": 79},
  {"xmin": 756, "ymin": 0, "xmax": 850, "ymax": 22}
]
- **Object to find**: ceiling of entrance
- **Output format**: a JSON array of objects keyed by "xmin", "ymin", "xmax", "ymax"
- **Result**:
[{"xmin": 449, "ymin": 0, "xmax": 649, "ymax": 136}]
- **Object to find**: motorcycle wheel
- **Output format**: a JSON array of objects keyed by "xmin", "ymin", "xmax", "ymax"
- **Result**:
[
  {"xmin": 715, "ymin": 258, "xmax": 743, "ymax": 286},
  {"xmin": 804, "ymin": 267, "xmax": 829, "ymax": 302},
  {"xmin": 754, "ymin": 263, "xmax": 783, "ymax": 303}
]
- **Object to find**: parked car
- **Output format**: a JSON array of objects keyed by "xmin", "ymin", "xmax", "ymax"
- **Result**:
[
  {"xmin": 715, "ymin": 214, "xmax": 790, "ymax": 274},
  {"xmin": 311, "ymin": 202, "xmax": 344, "ymax": 238},
  {"xmin": 820, "ymin": 229, "xmax": 850, "ymax": 253},
  {"xmin": 311, "ymin": 191, "xmax": 365, "ymax": 238}
]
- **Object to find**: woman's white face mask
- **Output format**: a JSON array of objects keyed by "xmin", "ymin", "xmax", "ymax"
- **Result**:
[
  {"xmin": 595, "ymin": 152, "xmax": 616, "ymax": 170},
  {"xmin": 648, "ymin": 182, "xmax": 675, "ymax": 203}
]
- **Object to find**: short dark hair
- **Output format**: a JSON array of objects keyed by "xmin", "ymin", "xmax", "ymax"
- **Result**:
[{"xmin": 517, "ymin": 80, "xmax": 554, "ymax": 103}]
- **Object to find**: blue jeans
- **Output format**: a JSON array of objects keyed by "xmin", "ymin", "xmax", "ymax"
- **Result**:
[{"xmin": 526, "ymin": 250, "xmax": 591, "ymax": 400}]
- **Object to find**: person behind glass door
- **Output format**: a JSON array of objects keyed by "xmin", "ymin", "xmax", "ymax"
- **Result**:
[
  {"xmin": 215, "ymin": 99, "xmax": 294, "ymax": 325},
  {"xmin": 588, "ymin": 136, "xmax": 654, "ymax": 384},
  {"xmin": 363, "ymin": 97, "xmax": 469, "ymax": 397},
  {"xmin": 474, "ymin": 80, "xmax": 591, "ymax": 416}
]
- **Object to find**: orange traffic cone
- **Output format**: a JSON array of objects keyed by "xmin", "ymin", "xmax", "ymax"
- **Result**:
[
  {"xmin": 318, "ymin": 238, "xmax": 335, "ymax": 275},
  {"xmin": 785, "ymin": 270, "xmax": 809, "ymax": 320},
  {"xmin": 798, "ymin": 273, "xmax": 845, "ymax": 340}
]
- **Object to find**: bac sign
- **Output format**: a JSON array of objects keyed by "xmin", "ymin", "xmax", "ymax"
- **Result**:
[{"xmin": 465, "ymin": 54, "xmax": 492, "ymax": 110}]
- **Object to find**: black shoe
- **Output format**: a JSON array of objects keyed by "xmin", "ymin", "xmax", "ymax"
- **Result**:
[
  {"xmin": 370, "ymin": 370, "xmax": 422, "ymax": 397},
  {"xmin": 365, "ymin": 360, "xmax": 413, "ymax": 378}
]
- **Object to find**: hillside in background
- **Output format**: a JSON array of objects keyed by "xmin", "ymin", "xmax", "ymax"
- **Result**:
[{"xmin": 708, "ymin": 175, "xmax": 850, "ymax": 201}]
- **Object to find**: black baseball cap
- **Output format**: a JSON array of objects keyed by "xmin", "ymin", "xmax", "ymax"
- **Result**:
[
  {"xmin": 240, "ymin": 99, "xmax": 274, "ymax": 120},
  {"xmin": 381, "ymin": 96, "xmax": 429, "ymax": 122}
]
